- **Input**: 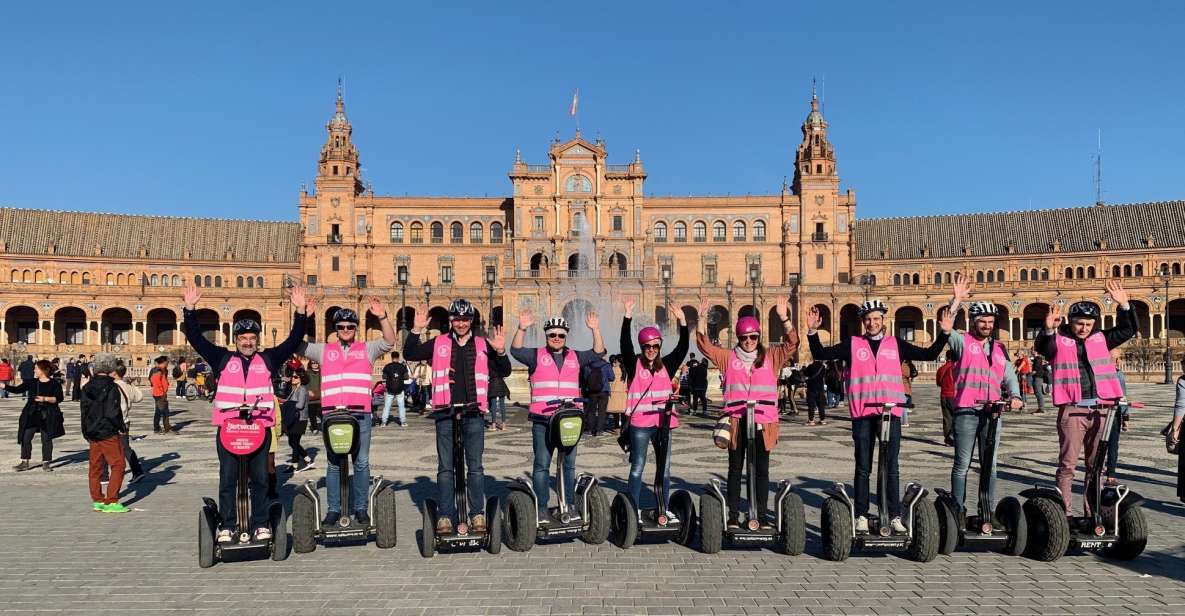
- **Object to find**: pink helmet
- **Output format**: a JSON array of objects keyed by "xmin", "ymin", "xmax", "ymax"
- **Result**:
[
  {"xmin": 638, "ymin": 326, "xmax": 662, "ymax": 346},
  {"xmin": 735, "ymin": 316, "xmax": 761, "ymax": 336}
]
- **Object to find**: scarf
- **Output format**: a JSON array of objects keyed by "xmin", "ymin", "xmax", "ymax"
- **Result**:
[{"xmin": 734, "ymin": 347, "xmax": 758, "ymax": 371}]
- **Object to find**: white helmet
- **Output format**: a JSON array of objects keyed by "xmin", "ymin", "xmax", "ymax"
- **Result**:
[
  {"xmin": 967, "ymin": 301, "xmax": 998, "ymax": 322},
  {"xmin": 858, "ymin": 299, "xmax": 888, "ymax": 318},
  {"xmin": 543, "ymin": 317, "xmax": 570, "ymax": 332}
]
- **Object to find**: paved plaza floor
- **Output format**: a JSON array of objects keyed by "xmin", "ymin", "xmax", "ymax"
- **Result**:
[{"xmin": 0, "ymin": 381, "xmax": 1183, "ymax": 615}]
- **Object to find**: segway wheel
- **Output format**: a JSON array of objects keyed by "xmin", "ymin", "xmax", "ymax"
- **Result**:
[
  {"xmin": 698, "ymin": 494, "xmax": 723, "ymax": 554},
  {"xmin": 995, "ymin": 496, "xmax": 1028, "ymax": 557},
  {"xmin": 609, "ymin": 492, "xmax": 639, "ymax": 549},
  {"xmin": 581, "ymin": 484, "xmax": 611, "ymax": 545},
  {"xmin": 197, "ymin": 507, "xmax": 217, "ymax": 568},
  {"xmin": 1103, "ymin": 505, "xmax": 1147, "ymax": 561},
  {"xmin": 908, "ymin": 498, "xmax": 940, "ymax": 563},
  {"xmin": 778, "ymin": 491, "xmax": 806, "ymax": 556},
  {"xmin": 503, "ymin": 490, "xmax": 536, "ymax": 552},
  {"xmin": 291, "ymin": 491, "xmax": 317, "ymax": 554},
  {"xmin": 374, "ymin": 485, "xmax": 398, "ymax": 549},
  {"xmin": 270, "ymin": 503, "xmax": 289, "ymax": 561},
  {"xmin": 486, "ymin": 496, "xmax": 503, "ymax": 555},
  {"xmin": 1022, "ymin": 497, "xmax": 1068, "ymax": 562},
  {"xmin": 420, "ymin": 500, "xmax": 437, "ymax": 559},
  {"xmin": 820, "ymin": 497, "xmax": 851, "ymax": 562},
  {"xmin": 934, "ymin": 498, "xmax": 959, "ymax": 556},
  {"xmin": 670, "ymin": 490, "xmax": 697, "ymax": 548}
]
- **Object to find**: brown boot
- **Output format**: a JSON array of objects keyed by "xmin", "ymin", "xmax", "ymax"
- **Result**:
[
  {"xmin": 435, "ymin": 517, "xmax": 453, "ymax": 534},
  {"xmin": 471, "ymin": 514, "xmax": 487, "ymax": 533}
]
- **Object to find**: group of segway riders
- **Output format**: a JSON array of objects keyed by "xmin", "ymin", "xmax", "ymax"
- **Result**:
[{"xmin": 177, "ymin": 274, "xmax": 1151, "ymax": 565}]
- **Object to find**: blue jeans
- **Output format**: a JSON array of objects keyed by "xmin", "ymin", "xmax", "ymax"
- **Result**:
[
  {"xmin": 532, "ymin": 421, "xmax": 576, "ymax": 515},
  {"xmin": 950, "ymin": 408, "xmax": 1001, "ymax": 512},
  {"xmin": 435, "ymin": 413, "xmax": 486, "ymax": 519},
  {"xmin": 488, "ymin": 396, "xmax": 507, "ymax": 424},
  {"xmin": 382, "ymin": 392, "xmax": 406, "ymax": 425},
  {"xmin": 325, "ymin": 412, "xmax": 372, "ymax": 514},
  {"xmin": 627, "ymin": 426, "xmax": 671, "ymax": 511}
]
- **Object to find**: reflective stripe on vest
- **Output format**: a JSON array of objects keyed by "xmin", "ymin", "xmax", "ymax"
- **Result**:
[
  {"xmin": 722, "ymin": 349, "xmax": 779, "ymax": 424},
  {"xmin": 322, "ymin": 342, "xmax": 372, "ymax": 409},
  {"xmin": 430, "ymin": 334, "xmax": 490, "ymax": 412},
  {"xmin": 626, "ymin": 359, "xmax": 677, "ymax": 429},
  {"xmin": 847, "ymin": 336, "xmax": 906, "ymax": 419},
  {"xmin": 952, "ymin": 331, "xmax": 1008, "ymax": 408},
  {"xmin": 210, "ymin": 353, "xmax": 276, "ymax": 427},
  {"xmin": 528, "ymin": 347, "xmax": 581, "ymax": 417},
  {"xmin": 1051, "ymin": 332, "xmax": 1123, "ymax": 406}
]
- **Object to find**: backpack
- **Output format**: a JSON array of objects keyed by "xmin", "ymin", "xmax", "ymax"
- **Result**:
[
  {"xmin": 172, "ymin": 366, "xmax": 182, "ymax": 379},
  {"xmin": 581, "ymin": 358, "xmax": 607, "ymax": 395},
  {"xmin": 81, "ymin": 379, "xmax": 125, "ymax": 441}
]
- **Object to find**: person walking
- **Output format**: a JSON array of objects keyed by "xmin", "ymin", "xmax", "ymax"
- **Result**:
[
  {"xmin": 583, "ymin": 353, "xmax": 613, "ymax": 437},
  {"xmin": 306, "ymin": 360, "xmax": 322, "ymax": 433},
  {"xmin": 175, "ymin": 360, "xmax": 189, "ymax": 399},
  {"xmin": 18, "ymin": 355, "xmax": 34, "ymax": 399},
  {"xmin": 1013, "ymin": 351, "xmax": 1032, "ymax": 405},
  {"xmin": 380, "ymin": 352, "xmax": 409, "ymax": 427},
  {"xmin": 488, "ymin": 371, "xmax": 510, "ymax": 430},
  {"xmin": 3, "ymin": 359, "xmax": 65, "ymax": 471},
  {"xmin": 0, "ymin": 358, "xmax": 13, "ymax": 399},
  {"xmin": 687, "ymin": 352, "xmax": 709, "ymax": 417},
  {"xmin": 1030, "ymin": 352, "xmax": 1049, "ymax": 414},
  {"xmin": 149, "ymin": 356, "xmax": 173, "ymax": 434},
  {"xmin": 281, "ymin": 371, "xmax": 313, "ymax": 471},
  {"xmin": 606, "ymin": 356, "xmax": 627, "ymax": 433},
  {"xmin": 112, "ymin": 360, "xmax": 146, "ymax": 484},
  {"xmin": 935, "ymin": 350, "xmax": 957, "ymax": 446},
  {"xmin": 72, "ymin": 355, "xmax": 88, "ymax": 401},
  {"xmin": 80, "ymin": 354, "xmax": 129, "ymax": 513},
  {"xmin": 64, "ymin": 358, "xmax": 77, "ymax": 399},
  {"xmin": 803, "ymin": 360, "xmax": 828, "ymax": 425}
]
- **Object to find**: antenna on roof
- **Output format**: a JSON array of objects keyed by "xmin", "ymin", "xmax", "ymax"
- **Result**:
[
  {"xmin": 1094, "ymin": 129, "xmax": 1104, "ymax": 207},
  {"xmin": 821, "ymin": 74, "xmax": 825, "ymax": 114}
]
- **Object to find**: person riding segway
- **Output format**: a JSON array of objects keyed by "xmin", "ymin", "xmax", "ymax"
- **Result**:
[
  {"xmin": 810, "ymin": 299, "xmax": 950, "ymax": 562},
  {"xmin": 183, "ymin": 281, "xmax": 309, "ymax": 560},
  {"xmin": 504, "ymin": 309, "xmax": 611, "ymax": 550},
  {"xmin": 1023, "ymin": 281, "xmax": 1147, "ymax": 560},
  {"xmin": 610, "ymin": 298, "xmax": 696, "ymax": 549},
  {"xmin": 932, "ymin": 276, "xmax": 1028, "ymax": 555},
  {"xmin": 694, "ymin": 296, "xmax": 806, "ymax": 555},
  {"xmin": 402, "ymin": 299, "xmax": 511, "ymax": 557}
]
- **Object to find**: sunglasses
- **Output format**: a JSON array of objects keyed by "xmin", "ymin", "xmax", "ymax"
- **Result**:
[
  {"xmin": 547, "ymin": 332, "xmax": 567, "ymax": 339},
  {"xmin": 642, "ymin": 343, "xmax": 662, "ymax": 351},
  {"xmin": 336, "ymin": 324, "xmax": 357, "ymax": 331},
  {"xmin": 739, "ymin": 334, "xmax": 760, "ymax": 342}
]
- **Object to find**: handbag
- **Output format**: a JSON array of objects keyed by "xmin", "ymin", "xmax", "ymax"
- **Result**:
[{"xmin": 713, "ymin": 415, "xmax": 732, "ymax": 449}]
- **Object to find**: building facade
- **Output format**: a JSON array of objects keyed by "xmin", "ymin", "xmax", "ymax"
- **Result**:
[{"xmin": 3, "ymin": 89, "xmax": 1184, "ymax": 365}]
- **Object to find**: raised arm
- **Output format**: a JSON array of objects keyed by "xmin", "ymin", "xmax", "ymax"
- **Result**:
[
  {"xmin": 512, "ymin": 308, "xmax": 534, "ymax": 350},
  {"xmin": 586, "ymin": 310, "xmax": 604, "ymax": 355},
  {"xmin": 182, "ymin": 281, "xmax": 227, "ymax": 367},
  {"xmin": 619, "ymin": 297, "xmax": 637, "ymax": 366},
  {"xmin": 401, "ymin": 306, "xmax": 434, "ymax": 362},
  {"xmin": 368, "ymin": 296, "xmax": 398, "ymax": 346}
]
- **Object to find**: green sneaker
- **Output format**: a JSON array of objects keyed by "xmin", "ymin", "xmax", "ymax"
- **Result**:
[
  {"xmin": 101, "ymin": 502, "xmax": 130, "ymax": 513},
  {"xmin": 93, "ymin": 501, "xmax": 105, "ymax": 512}
]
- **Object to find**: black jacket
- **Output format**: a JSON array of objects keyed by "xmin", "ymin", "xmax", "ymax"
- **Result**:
[
  {"xmin": 382, "ymin": 361, "xmax": 409, "ymax": 393},
  {"xmin": 9, "ymin": 379, "xmax": 65, "ymax": 442},
  {"xmin": 80, "ymin": 375, "xmax": 127, "ymax": 442}
]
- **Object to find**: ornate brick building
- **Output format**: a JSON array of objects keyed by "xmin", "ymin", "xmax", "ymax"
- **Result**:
[{"xmin": 3, "ymin": 88, "xmax": 1184, "ymax": 364}]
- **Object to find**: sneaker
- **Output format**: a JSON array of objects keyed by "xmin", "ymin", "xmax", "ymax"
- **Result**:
[
  {"xmin": 128, "ymin": 473, "xmax": 144, "ymax": 484},
  {"xmin": 435, "ymin": 517, "xmax": 453, "ymax": 534},
  {"xmin": 93, "ymin": 501, "xmax": 105, "ymax": 512},
  {"xmin": 254, "ymin": 527, "xmax": 272, "ymax": 541},
  {"xmin": 354, "ymin": 510, "xmax": 370, "ymax": 526},
  {"xmin": 471, "ymin": 514, "xmax": 487, "ymax": 533},
  {"xmin": 807, "ymin": 420, "xmax": 817, "ymax": 426},
  {"xmin": 102, "ymin": 502, "xmax": 130, "ymax": 513},
  {"xmin": 890, "ymin": 517, "xmax": 907, "ymax": 533},
  {"xmin": 855, "ymin": 516, "xmax": 869, "ymax": 533},
  {"xmin": 216, "ymin": 529, "xmax": 233, "ymax": 544},
  {"xmin": 322, "ymin": 511, "xmax": 341, "ymax": 527},
  {"xmin": 42, "ymin": 462, "xmax": 53, "ymax": 472},
  {"xmin": 727, "ymin": 516, "xmax": 741, "ymax": 529},
  {"xmin": 13, "ymin": 461, "xmax": 30, "ymax": 472}
]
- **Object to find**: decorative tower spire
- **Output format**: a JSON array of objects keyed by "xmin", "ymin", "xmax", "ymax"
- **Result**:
[
  {"xmin": 792, "ymin": 88, "xmax": 836, "ymax": 194},
  {"xmin": 316, "ymin": 80, "xmax": 363, "ymax": 195}
]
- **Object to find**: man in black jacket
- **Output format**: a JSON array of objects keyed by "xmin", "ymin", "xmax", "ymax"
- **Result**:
[
  {"xmin": 17, "ymin": 355, "xmax": 34, "ymax": 399},
  {"xmin": 687, "ymin": 353, "xmax": 709, "ymax": 416},
  {"xmin": 380, "ymin": 352, "xmax": 410, "ymax": 427},
  {"xmin": 81, "ymin": 354, "xmax": 129, "ymax": 513}
]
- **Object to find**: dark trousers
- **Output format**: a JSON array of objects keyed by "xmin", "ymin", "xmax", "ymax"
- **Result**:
[
  {"xmin": 587, "ymin": 393, "xmax": 608, "ymax": 436},
  {"xmin": 726, "ymin": 415, "xmax": 770, "ymax": 520},
  {"xmin": 806, "ymin": 386, "xmax": 826, "ymax": 422},
  {"xmin": 153, "ymin": 396, "xmax": 170, "ymax": 431},
  {"xmin": 1178, "ymin": 435, "xmax": 1185, "ymax": 502},
  {"xmin": 1105, "ymin": 408, "xmax": 1127, "ymax": 477},
  {"xmin": 71, "ymin": 378, "xmax": 82, "ymax": 401},
  {"xmin": 215, "ymin": 429, "xmax": 271, "ymax": 529},
  {"xmin": 287, "ymin": 419, "xmax": 308, "ymax": 461},
  {"xmin": 20, "ymin": 427, "xmax": 52, "ymax": 461},
  {"xmin": 175, "ymin": 381, "xmax": 185, "ymax": 397},
  {"xmin": 691, "ymin": 388, "xmax": 708, "ymax": 415},
  {"xmin": 308, "ymin": 402, "xmax": 322, "ymax": 431},
  {"xmin": 852, "ymin": 414, "xmax": 902, "ymax": 518},
  {"xmin": 434, "ymin": 413, "xmax": 486, "ymax": 519}
]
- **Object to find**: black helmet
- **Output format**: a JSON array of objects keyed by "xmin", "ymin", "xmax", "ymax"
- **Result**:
[
  {"xmin": 448, "ymin": 299, "xmax": 474, "ymax": 318},
  {"xmin": 233, "ymin": 319, "xmax": 261, "ymax": 336},
  {"xmin": 967, "ymin": 301, "xmax": 998, "ymax": 321},
  {"xmin": 1068, "ymin": 302, "xmax": 1100, "ymax": 321},
  {"xmin": 858, "ymin": 299, "xmax": 888, "ymax": 318},
  {"xmin": 332, "ymin": 308, "xmax": 359, "ymax": 325}
]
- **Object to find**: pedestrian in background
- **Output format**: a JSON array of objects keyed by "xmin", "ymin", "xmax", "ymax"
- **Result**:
[
  {"xmin": 150, "ymin": 356, "xmax": 173, "ymax": 434},
  {"xmin": 81, "ymin": 354, "xmax": 129, "ymax": 513},
  {"xmin": 4, "ymin": 359, "xmax": 65, "ymax": 471},
  {"xmin": 0, "ymin": 358, "xmax": 13, "ymax": 399}
]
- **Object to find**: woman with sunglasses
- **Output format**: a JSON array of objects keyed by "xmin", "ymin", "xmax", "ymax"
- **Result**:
[
  {"xmin": 696, "ymin": 296, "xmax": 798, "ymax": 528},
  {"xmin": 511, "ymin": 308, "xmax": 605, "ymax": 521},
  {"xmin": 618, "ymin": 298, "xmax": 688, "ymax": 515}
]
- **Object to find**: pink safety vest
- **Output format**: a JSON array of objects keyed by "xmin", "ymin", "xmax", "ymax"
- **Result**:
[
  {"xmin": 722, "ymin": 349, "xmax": 779, "ymax": 424},
  {"xmin": 847, "ymin": 336, "xmax": 907, "ymax": 419},
  {"xmin": 1051, "ymin": 332, "xmax": 1123, "ymax": 406},
  {"xmin": 211, "ymin": 353, "xmax": 275, "ymax": 427},
  {"xmin": 430, "ymin": 334, "xmax": 490, "ymax": 412},
  {"xmin": 626, "ymin": 359, "xmax": 677, "ymax": 429},
  {"xmin": 528, "ymin": 347, "xmax": 582, "ymax": 418},
  {"xmin": 321, "ymin": 342, "xmax": 372, "ymax": 410},
  {"xmin": 952, "ymin": 332, "xmax": 1008, "ymax": 409}
]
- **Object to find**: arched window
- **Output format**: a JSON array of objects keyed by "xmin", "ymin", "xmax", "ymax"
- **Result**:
[
  {"xmin": 1064, "ymin": 267, "xmax": 1074, "ymax": 280},
  {"xmin": 654, "ymin": 221, "xmax": 667, "ymax": 242},
  {"xmin": 450, "ymin": 222, "xmax": 464, "ymax": 244},
  {"xmin": 410, "ymin": 222, "xmax": 424, "ymax": 244},
  {"xmin": 996, "ymin": 269, "xmax": 1004, "ymax": 281},
  {"xmin": 1041, "ymin": 269, "xmax": 1049, "ymax": 280},
  {"xmin": 390, "ymin": 222, "xmax": 404, "ymax": 243},
  {"xmin": 733, "ymin": 220, "xmax": 746, "ymax": 241},
  {"xmin": 893, "ymin": 273, "xmax": 902, "ymax": 285},
  {"xmin": 1135, "ymin": 264, "xmax": 1143, "ymax": 276},
  {"xmin": 150, "ymin": 274, "xmax": 159, "ymax": 286},
  {"xmin": 214, "ymin": 275, "xmax": 222, "ymax": 288},
  {"xmin": 161, "ymin": 274, "xmax": 171, "ymax": 287},
  {"xmin": 976, "ymin": 271, "xmax": 985, "ymax": 283},
  {"xmin": 256, "ymin": 276, "xmax": 264, "ymax": 288},
  {"xmin": 431, "ymin": 222, "xmax": 444, "ymax": 244},
  {"xmin": 247, "ymin": 276, "xmax": 254, "ymax": 288},
  {"xmin": 753, "ymin": 220, "xmax": 767, "ymax": 242},
  {"xmin": 1020, "ymin": 269, "xmax": 1029, "ymax": 281},
  {"xmin": 1174, "ymin": 263, "xmax": 1183, "ymax": 276},
  {"xmin": 469, "ymin": 222, "xmax": 484, "ymax": 243},
  {"xmin": 912, "ymin": 273, "xmax": 920, "ymax": 285},
  {"xmin": 204, "ymin": 275, "xmax": 212, "ymax": 287},
  {"xmin": 987, "ymin": 271, "xmax": 995, "ymax": 283},
  {"xmin": 22, "ymin": 270, "xmax": 31, "ymax": 283},
  {"xmin": 564, "ymin": 174, "xmax": 592, "ymax": 193},
  {"xmin": 194, "ymin": 275, "xmax": 202, "ymax": 287},
  {"xmin": 171, "ymin": 275, "xmax": 180, "ymax": 286},
  {"xmin": 236, "ymin": 276, "xmax": 244, "ymax": 288},
  {"xmin": 34, "ymin": 270, "xmax": 44, "ymax": 283},
  {"xmin": 1087, "ymin": 267, "xmax": 1095, "ymax": 278},
  {"xmin": 713, "ymin": 220, "xmax": 727, "ymax": 242},
  {"xmin": 934, "ymin": 273, "xmax": 942, "ymax": 284},
  {"xmin": 673, "ymin": 221, "xmax": 687, "ymax": 242},
  {"xmin": 490, "ymin": 221, "xmax": 504, "ymax": 244},
  {"xmin": 1123, "ymin": 264, "xmax": 1132, "ymax": 277},
  {"xmin": 1076, "ymin": 267, "xmax": 1085, "ymax": 279},
  {"xmin": 944, "ymin": 272, "xmax": 952, "ymax": 284},
  {"xmin": 693, "ymin": 221, "xmax": 707, "ymax": 242},
  {"xmin": 104, "ymin": 273, "xmax": 113, "ymax": 285},
  {"xmin": 1112, "ymin": 265, "xmax": 1121, "ymax": 277}
]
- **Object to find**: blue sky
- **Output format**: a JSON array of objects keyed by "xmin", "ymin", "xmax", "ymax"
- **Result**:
[{"xmin": 1, "ymin": 2, "xmax": 1182, "ymax": 221}]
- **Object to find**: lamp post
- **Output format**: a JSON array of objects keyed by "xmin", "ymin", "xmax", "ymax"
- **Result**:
[
  {"xmin": 748, "ymin": 262, "xmax": 760, "ymax": 322},
  {"xmin": 485, "ymin": 267, "xmax": 496, "ymax": 334},
  {"xmin": 271, "ymin": 327, "xmax": 277, "ymax": 347},
  {"xmin": 661, "ymin": 267, "xmax": 672, "ymax": 329},
  {"xmin": 859, "ymin": 271, "xmax": 874, "ymax": 302},
  {"xmin": 725, "ymin": 278, "xmax": 735, "ymax": 347},
  {"xmin": 397, "ymin": 267, "xmax": 409, "ymax": 333},
  {"xmin": 424, "ymin": 281, "xmax": 433, "ymax": 331},
  {"xmin": 1161, "ymin": 264, "xmax": 1173, "ymax": 383}
]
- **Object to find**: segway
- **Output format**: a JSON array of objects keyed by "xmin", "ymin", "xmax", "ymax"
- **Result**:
[
  {"xmin": 198, "ymin": 399, "xmax": 288, "ymax": 568},
  {"xmin": 933, "ymin": 400, "xmax": 1027, "ymax": 556},
  {"xmin": 821, "ymin": 402, "xmax": 939, "ymax": 562},
  {"xmin": 420, "ymin": 403, "xmax": 502, "ymax": 557},
  {"xmin": 698, "ymin": 399, "xmax": 806, "ymax": 555},
  {"xmin": 611, "ymin": 396, "xmax": 697, "ymax": 549},
  {"xmin": 503, "ymin": 398, "xmax": 611, "ymax": 550},
  {"xmin": 1021, "ymin": 398, "xmax": 1147, "ymax": 561},
  {"xmin": 292, "ymin": 406, "xmax": 397, "ymax": 553}
]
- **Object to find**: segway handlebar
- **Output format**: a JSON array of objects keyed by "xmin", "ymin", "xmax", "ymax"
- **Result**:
[
  {"xmin": 542, "ymin": 397, "xmax": 589, "ymax": 410},
  {"xmin": 862, "ymin": 401, "xmax": 914, "ymax": 409},
  {"xmin": 1091, "ymin": 398, "xmax": 1144, "ymax": 409},
  {"xmin": 447, "ymin": 402, "xmax": 484, "ymax": 418},
  {"xmin": 218, "ymin": 396, "xmax": 264, "ymax": 421}
]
